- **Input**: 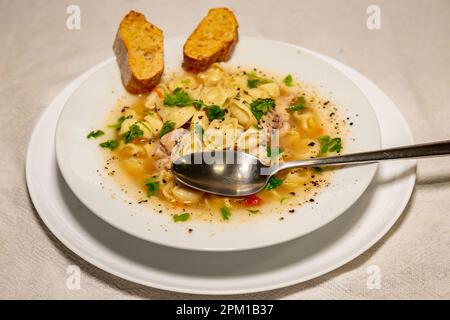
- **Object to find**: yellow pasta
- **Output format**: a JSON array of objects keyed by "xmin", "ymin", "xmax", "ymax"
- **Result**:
[{"xmin": 229, "ymin": 99, "xmax": 257, "ymax": 128}]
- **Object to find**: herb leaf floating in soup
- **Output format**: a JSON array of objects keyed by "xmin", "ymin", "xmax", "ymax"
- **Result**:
[
  {"xmin": 247, "ymin": 209, "xmax": 261, "ymax": 215},
  {"xmin": 121, "ymin": 123, "xmax": 144, "ymax": 143},
  {"xmin": 159, "ymin": 121, "xmax": 175, "ymax": 137},
  {"xmin": 250, "ymin": 98, "xmax": 275, "ymax": 120},
  {"xmin": 108, "ymin": 115, "xmax": 132, "ymax": 130},
  {"xmin": 145, "ymin": 178, "xmax": 160, "ymax": 197},
  {"xmin": 246, "ymin": 72, "xmax": 272, "ymax": 88},
  {"xmin": 220, "ymin": 206, "xmax": 231, "ymax": 220},
  {"xmin": 87, "ymin": 130, "xmax": 104, "ymax": 139},
  {"xmin": 96, "ymin": 64, "xmax": 347, "ymax": 221},
  {"xmin": 286, "ymin": 96, "xmax": 307, "ymax": 112},
  {"xmin": 164, "ymin": 87, "xmax": 195, "ymax": 106},
  {"xmin": 313, "ymin": 167, "xmax": 323, "ymax": 173},
  {"xmin": 266, "ymin": 176, "xmax": 283, "ymax": 190},
  {"xmin": 267, "ymin": 146, "xmax": 283, "ymax": 158},
  {"xmin": 99, "ymin": 139, "xmax": 118, "ymax": 150},
  {"xmin": 173, "ymin": 213, "xmax": 190, "ymax": 222},
  {"xmin": 206, "ymin": 105, "xmax": 225, "ymax": 121},
  {"xmin": 282, "ymin": 74, "xmax": 293, "ymax": 87},
  {"xmin": 319, "ymin": 136, "xmax": 342, "ymax": 154}
]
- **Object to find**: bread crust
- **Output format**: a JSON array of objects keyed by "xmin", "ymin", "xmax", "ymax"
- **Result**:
[
  {"xmin": 113, "ymin": 11, "xmax": 164, "ymax": 94},
  {"xmin": 183, "ymin": 8, "xmax": 239, "ymax": 72}
]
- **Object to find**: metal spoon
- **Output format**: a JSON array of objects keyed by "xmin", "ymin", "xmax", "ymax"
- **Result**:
[{"xmin": 171, "ymin": 140, "xmax": 450, "ymax": 197}]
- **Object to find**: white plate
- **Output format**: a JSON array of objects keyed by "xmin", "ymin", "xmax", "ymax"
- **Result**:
[
  {"xmin": 55, "ymin": 37, "xmax": 380, "ymax": 251},
  {"xmin": 26, "ymin": 43, "xmax": 415, "ymax": 295}
]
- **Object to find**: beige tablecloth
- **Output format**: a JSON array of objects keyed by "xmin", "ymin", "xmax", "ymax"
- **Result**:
[{"xmin": 1, "ymin": 0, "xmax": 449, "ymax": 299}]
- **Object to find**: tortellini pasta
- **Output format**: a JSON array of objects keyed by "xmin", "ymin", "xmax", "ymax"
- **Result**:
[
  {"xmin": 156, "ymin": 105, "xmax": 197, "ymax": 129},
  {"xmin": 229, "ymin": 99, "xmax": 257, "ymax": 128},
  {"xmin": 120, "ymin": 156, "xmax": 145, "ymax": 174},
  {"xmin": 171, "ymin": 186, "xmax": 202, "ymax": 204},
  {"xmin": 143, "ymin": 112, "xmax": 163, "ymax": 137},
  {"xmin": 283, "ymin": 169, "xmax": 311, "ymax": 187},
  {"xmin": 248, "ymin": 82, "xmax": 280, "ymax": 99},
  {"xmin": 198, "ymin": 86, "xmax": 236, "ymax": 106},
  {"xmin": 145, "ymin": 90, "xmax": 163, "ymax": 110},
  {"xmin": 292, "ymin": 111, "xmax": 320, "ymax": 134},
  {"xmin": 119, "ymin": 119, "xmax": 153, "ymax": 139},
  {"xmin": 167, "ymin": 74, "xmax": 200, "ymax": 91},
  {"xmin": 118, "ymin": 142, "xmax": 146, "ymax": 159},
  {"xmin": 197, "ymin": 63, "xmax": 226, "ymax": 86}
]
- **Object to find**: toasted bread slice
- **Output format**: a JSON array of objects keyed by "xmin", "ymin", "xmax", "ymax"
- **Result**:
[
  {"xmin": 113, "ymin": 11, "xmax": 164, "ymax": 94},
  {"xmin": 183, "ymin": 8, "xmax": 238, "ymax": 72}
]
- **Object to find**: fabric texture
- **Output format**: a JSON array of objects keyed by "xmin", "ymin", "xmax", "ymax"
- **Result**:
[{"xmin": 0, "ymin": 0, "xmax": 449, "ymax": 299}]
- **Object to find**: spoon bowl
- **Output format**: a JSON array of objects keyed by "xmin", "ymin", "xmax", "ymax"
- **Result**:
[{"xmin": 172, "ymin": 150, "xmax": 269, "ymax": 196}]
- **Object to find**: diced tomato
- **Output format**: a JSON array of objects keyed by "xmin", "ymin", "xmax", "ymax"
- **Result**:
[{"xmin": 244, "ymin": 194, "xmax": 262, "ymax": 206}]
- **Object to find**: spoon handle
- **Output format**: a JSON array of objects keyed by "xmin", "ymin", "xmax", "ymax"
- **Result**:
[{"xmin": 271, "ymin": 140, "xmax": 450, "ymax": 174}]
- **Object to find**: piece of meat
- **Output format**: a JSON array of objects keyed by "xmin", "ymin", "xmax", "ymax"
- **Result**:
[
  {"xmin": 260, "ymin": 94, "xmax": 297, "ymax": 131},
  {"xmin": 159, "ymin": 129, "xmax": 189, "ymax": 153},
  {"xmin": 150, "ymin": 142, "xmax": 171, "ymax": 171},
  {"xmin": 261, "ymin": 112, "xmax": 283, "ymax": 130},
  {"xmin": 155, "ymin": 157, "xmax": 171, "ymax": 171},
  {"xmin": 261, "ymin": 111, "xmax": 291, "ymax": 132},
  {"xmin": 275, "ymin": 94, "xmax": 296, "ymax": 120},
  {"xmin": 153, "ymin": 142, "xmax": 169, "ymax": 158}
]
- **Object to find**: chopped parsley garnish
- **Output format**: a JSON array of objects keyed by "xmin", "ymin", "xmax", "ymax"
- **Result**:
[
  {"xmin": 247, "ymin": 209, "xmax": 261, "ymax": 215},
  {"xmin": 282, "ymin": 74, "xmax": 293, "ymax": 87},
  {"xmin": 313, "ymin": 167, "xmax": 323, "ymax": 173},
  {"xmin": 145, "ymin": 179, "xmax": 160, "ymax": 197},
  {"xmin": 206, "ymin": 105, "xmax": 226, "ymax": 121},
  {"xmin": 164, "ymin": 87, "xmax": 195, "ymax": 106},
  {"xmin": 250, "ymin": 98, "xmax": 276, "ymax": 121},
  {"xmin": 265, "ymin": 176, "xmax": 283, "ymax": 190},
  {"xmin": 87, "ymin": 130, "xmax": 104, "ymax": 139},
  {"xmin": 159, "ymin": 120, "xmax": 175, "ymax": 138},
  {"xmin": 319, "ymin": 136, "xmax": 342, "ymax": 154},
  {"xmin": 286, "ymin": 96, "xmax": 307, "ymax": 112},
  {"xmin": 121, "ymin": 123, "xmax": 144, "ymax": 144},
  {"xmin": 99, "ymin": 139, "xmax": 118, "ymax": 150},
  {"xmin": 220, "ymin": 206, "xmax": 231, "ymax": 220},
  {"xmin": 163, "ymin": 88, "xmax": 221, "ymax": 117},
  {"xmin": 163, "ymin": 88, "xmax": 228, "ymax": 124},
  {"xmin": 108, "ymin": 115, "xmax": 132, "ymax": 130},
  {"xmin": 247, "ymin": 72, "xmax": 272, "ymax": 88},
  {"xmin": 267, "ymin": 146, "xmax": 283, "ymax": 158},
  {"xmin": 192, "ymin": 99, "xmax": 220, "ymax": 113},
  {"xmin": 173, "ymin": 213, "xmax": 190, "ymax": 222}
]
